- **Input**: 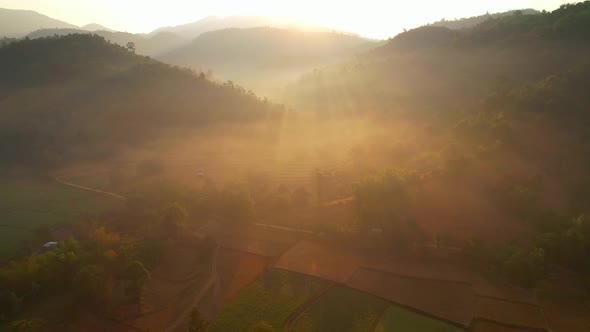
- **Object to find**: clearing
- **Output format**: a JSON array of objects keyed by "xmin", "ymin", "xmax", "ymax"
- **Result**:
[{"xmin": 0, "ymin": 177, "xmax": 122, "ymax": 256}]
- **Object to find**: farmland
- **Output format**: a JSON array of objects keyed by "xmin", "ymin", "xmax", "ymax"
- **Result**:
[
  {"xmin": 208, "ymin": 269, "xmax": 328, "ymax": 332},
  {"xmin": 375, "ymin": 305, "xmax": 465, "ymax": 332},
  {"xmin": 291, "ymin": 285, "xmax": 389, "ymax": 332},
  {"xmin": 0, "ymin": 177, "xmax": 123, "ymax": 256},
  {"xmin": 198, "ymin": 248, "xmax": 271, "ymax": 318}
]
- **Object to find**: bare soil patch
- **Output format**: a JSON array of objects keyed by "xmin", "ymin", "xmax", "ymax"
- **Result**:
[{"xmin": 346, "ymin": 268, "xmax": 475, "ymax": 327}]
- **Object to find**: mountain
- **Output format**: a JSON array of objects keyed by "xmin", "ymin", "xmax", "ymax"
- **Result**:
[
  {"xmin": 286, "ymin": 3, "xmax": 590, "ymax": 113},
  {"xmin": 81, "ymin": 23, "xmax": 114, "ymax": 32},
  {"xmin": 27, "ymin": 29, "xmax": 188, "ymax": 57},
  {"xmin": 0, "ymin": 34, "xmax": 283, "ymax": 168},
  {"xmin": 159, "ymin": 27, "xmax": 382, "ymax": 96},
  {"xmin": 430, "ymin": 9, "xmax": 540, "ymax": 30},
  {"xmin": 0, "ymin": 8, "xmax": 77, "ymax": 37},
  {"xmin": 149, "ymin": 15, "xmax": 330, "ymax": 39}
]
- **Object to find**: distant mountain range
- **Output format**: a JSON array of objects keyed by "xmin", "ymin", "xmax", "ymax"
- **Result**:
[
  {"xmin": 81, "ymin": 23, "xmax": 114, "ymax": 32},
  {"xmin": 148, "ymin": 15, "xmax": 331, "ymax": 39},
  {"xmin": 158, "ymin": 27, "xmax": 382, "ymax": 96},
  {"xmin": 0, "ymin": 8, "xmax": 77, "ymax": 37}
]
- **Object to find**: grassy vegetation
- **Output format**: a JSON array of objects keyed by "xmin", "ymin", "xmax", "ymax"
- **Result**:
[
  {"xmin": 293, "ymin": 285, "xmax": 389, "ymax": 332},
  {"xmin": 208, "ymin": 269, "xmax": 327, "ymax": 332},
  {"xmin": 0, "ymin": 178, "xmax": 123, "ymax": 255},
  {"xmin": 375, "ymin": 306, "xmax": 466, "ymax": 332}
]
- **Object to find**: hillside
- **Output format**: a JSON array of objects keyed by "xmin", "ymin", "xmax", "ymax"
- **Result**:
[
  {"xmin": 149, "ymin": 15, "xmax": 329, "ymax": 39},
  {"xmin": 0, "ymin": 8, "xmax": 78, "ymax": 37},
  {"xmin": 0, "ymin": 34, "xmax": 284, "ymax": 169},
  {"xmin": 81, "ymin": 23, "xmax": 114, "ymax": 32},
  {"xmin": 430, "ymin": 9, "xmax": 540, "ymax": 30},
  {"xmin": 281, "ymin": 2, "xmax": 590, "ymax": 304},
  {"xmin": 159, "ymin": 27, "xmax": 382, "ymax": 96},
  {"xmin": 26, "ymin": 28, "xmax": 188, "ymax": 57}
]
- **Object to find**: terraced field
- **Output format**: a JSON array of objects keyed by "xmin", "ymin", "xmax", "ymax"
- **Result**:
[
  {"xmin": 291, "ymin": 285, "xmax": 389, "ymax": 332},
  {"xmin": 209, "ymin": 269, "xmax": 328, "ymax": 332},
  {"xmin": 0, "ymin": 178, "xmax": 123, "ymax": 256},
  {"xmin": 375, "ymin": 305, "xmax": 466, "ymax": 332}
]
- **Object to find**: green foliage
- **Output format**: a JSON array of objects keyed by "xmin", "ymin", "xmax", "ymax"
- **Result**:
[
  {"xmin": 248, "ymin": 321, "xmax": 275, "ymax": 332},
  {"xmin": 539, "ymin": 213, "xmax": 590, "ymax": 273},
  {"xmin": 501, "ymin": 247, "xmax": 545, "ymax": 287},
  {"xmin": 292, "ymin": 187, "xmax": 312, "ymax": 208},
  {"xmin": 161, "ymin": 203, "xmax": 188, "ymax": 239},
  {"xmin": 209, "ymin": 269, "xmax": 327, "ymax": 332},
  {"xmin": 218, "ymin": 182, "xmax": 256, "ymax": 223},
  {"xmin": 9, "ymin": 318, "xmax": 45, "ymax": 332},
  {"xmin": 293, "ymin": 285, "xmax": 389, "ymax": 332},
  {"xmin": 188, "ymin": 307, "xmax": 208, "ymax": 332},
  {"xmin": 375, "ymin": 305, "xmax": 465, "ymax": 332},
  {"xmin": 354, "ymin": 168, "xmax": 417, "ymax": 226},
  {"xmin": 0, "ymin": 34, "xmax": 284, "ymax": 168}
]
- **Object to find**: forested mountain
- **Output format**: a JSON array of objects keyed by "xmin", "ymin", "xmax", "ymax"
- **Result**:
[
  {"xmin": 0, "ymin": 8, "xmax": 77, "ymax": 37},
  {"xmin": 26, "ymin": 29, "xmax": 188, "ymax": 57},
  {"xmin": 430, "ymin": 9, "xmax": 540, "ymax": 30},
  {"xmin": 0, "ymin": 34, "xmax": 284, "ymax": 169},
  {"xmin": 283, "ymin": 1, "xmax": 590, "ymax": 282},
  {"xmin": 287, "ymin": 2, "xmax": 590, "ymax": 113},
  {"xmin": 159, "ymin": 27, "xmax": 382, "ymax": 96},
  {"xmin": 149, "ymin": 15, "xmax": 329, "ymax": 39}
]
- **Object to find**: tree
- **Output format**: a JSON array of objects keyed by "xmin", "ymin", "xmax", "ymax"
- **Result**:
[
  {"xmin": 292, "ymin": 187, "xmax": 311, "ymax": 208},
  {"xmin": 248, "ymin": 321, "xmax": 274, "ymax": 332},
  {"xmin": 188, "ymin": 307, "xmax": 208, "ymax": 332},
  {"xmin": 10, "ymin": 318, "xmax": 46, "ymax": 332},
  {"xmin": 122, "ymin": 260, "xmax": 150, "ymax": 304},
  {"xmin": 161, "ymin": 203, "xmax": 188, "ymax": 239},
  {"xmin": 126, "ymin": 41, "xmax": 136, "ymax": 53},
  {"xmin": 502, "ymin": 247, "xmax": 545, "ymax": 287},
  {"xmin": 74, "ymin": 265, "xmax": 106, "ymax": 302}
]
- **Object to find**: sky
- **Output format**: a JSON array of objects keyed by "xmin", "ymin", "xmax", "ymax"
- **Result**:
[{"xmin": 0, "ymin": 0, "xmax": 571, "ymax": 38}]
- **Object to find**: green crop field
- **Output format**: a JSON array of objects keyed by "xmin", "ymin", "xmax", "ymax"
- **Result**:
[
  {"xmin": 208, "ymin": 269, "xmax": 328, "ymax": 332},
  {"xmin": 293, "ymin": 285, "xmax": 389, "ymax": 332},
  {"xmin": 0, "ymin": 178, "xmax": 123, "ymax": 256},
  {"xmin": 375, "ymin": 305, "xmax": 466, "ymax": 332}
]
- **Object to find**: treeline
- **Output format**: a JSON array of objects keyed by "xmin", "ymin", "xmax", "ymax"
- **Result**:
[{"xmin": 0, "ymin": 34, "xmax": 285, "ymax": 170}]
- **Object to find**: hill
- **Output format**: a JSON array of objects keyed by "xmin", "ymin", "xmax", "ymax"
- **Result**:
[
  {"xmin": 282, "ymin": 2, "xmax": 590, "ymax": 298},
  {"xmin": 0, "ymin": 34, "xmax": 284, "ymax": 169},
  {"xmin": 27, "ymin": 28, "xmax": 188, "ymax": 57},
  {"xmin": 0, "ymin": 8, "xmax": 77, "ymax": 37},
  {"xmin": 149, "ymin": 15, "xmax": 329, "ymax": 39},
  {"xmin": 430, "ymin": 9, "xmax": 540, "ymax": 30},
  {"xmin": 81, "ymin": 23, "xmax": 114, "ymax": 32},
  {"xmin": 159, "ymin": 27, "xmax": 382, "ymax": 96}
]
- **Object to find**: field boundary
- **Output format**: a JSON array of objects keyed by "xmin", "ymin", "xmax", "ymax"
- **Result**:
[
  {"xmin": 471, "ymin": 318, "xmax": 549, "ymax": 332},
  {"xmin": 54, "ymin": 176, "xmax": 126, "ymax": 200},
  {"xmin": 283, "ymin": 284, "xmax": 334, "ymax": 332},
  {"xmin": 164, "ymin": 244, "xmax": 219, "ymax": 332}
]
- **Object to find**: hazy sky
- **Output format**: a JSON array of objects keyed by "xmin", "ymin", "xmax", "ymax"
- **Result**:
[{"xmin": 0, "ymin": 0, "xmax": 571, "ymax": 38}]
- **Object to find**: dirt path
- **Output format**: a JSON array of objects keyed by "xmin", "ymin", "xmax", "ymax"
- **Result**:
[
  {"xmin": 54, "ymin": 176, "xmax": 126, "ymax": 200},
  {"xmin": 165, "ymin": 245, "xmax": 219, "ymax": 332}
]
